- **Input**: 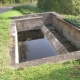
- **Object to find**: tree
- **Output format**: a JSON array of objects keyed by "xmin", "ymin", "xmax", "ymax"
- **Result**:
[
  {"xmin": 37, "ymin": 0, "xmax": 80, "ymax": 15},
  {"xmin": 15, "ymin": 0, "xmax": 20, "ymax": 3}
]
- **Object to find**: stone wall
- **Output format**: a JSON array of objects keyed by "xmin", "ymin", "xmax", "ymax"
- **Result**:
[
  {"xmin": 10, "ymin": 12, "xmax": 80, "ymax": 65},
  {"xmin": 12, "ymin": 12, "xmax": 53, "ymax": 26},
  {"xmin": 15, "ymin": 12, "xmax": 80, "ymax": 51},
  {"xmin": 41, "ymin": 25, "xmax": 68, "ymax": 54},
  {"xmin": 51, "ymin": 13, "xmax": 80, "ymax": 49},
  {"xmin": 10, "ymin": 20, "xmax": 19, "ymax": 64},
  {"xmin": 15, "ymin": 12, "xmax": 80, "ymax": 49},
  {"xmin": 15, "ymin": 15, "xmax": 68, "ymax": 54},
  {"xmin": 14, "ymin": 51, "xmax": 80, "ymax": 68},
  {"xmin": 15, "ymin": 16, "xmax": 43, "ymax": 32}
]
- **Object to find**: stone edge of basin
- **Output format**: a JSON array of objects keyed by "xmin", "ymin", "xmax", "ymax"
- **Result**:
[
  {"xmin": 10, "ymin": 20, "xmax": 19, "ymax": 64},
  {"xmin": 10, "ymin": 16, "xmax": 44, "ymax": 64},
  {"xmin": 41, "ymin": 25, "xmax": 68, "ymax": 54},
  {"xmin": 12, "ymin": 51, "xmax": 80, "ymax": 68},
  {"xmin": 15, "ymin": 16, "xmax": 43, "ymax": 32},
  {"xmin": 10, "ymin": 12, "xmax": 80, "ymax": 68}
]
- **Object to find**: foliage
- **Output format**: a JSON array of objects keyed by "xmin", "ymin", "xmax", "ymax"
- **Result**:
[
  {"xmin": 0, "ymin": 0, "xmax": 37, "ymax": 4},
  {"xmin": 12, "ymin": 4, "xmax": 43, "ymax": 14},
  {"xmin": 37, "ymin": 0, "xmax": 45, "ymax": 10},
  {"xmin": 64, "ymin": 15, "xmax": 80, "ymax": 28},
  {"xmin": 37, "ymin": 0, "xmax": 80, "ymax": 15}
]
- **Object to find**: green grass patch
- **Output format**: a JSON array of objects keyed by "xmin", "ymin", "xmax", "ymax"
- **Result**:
[
  {"xmin": 64, "ymin": 15, "xmax": 80, "ymax": 28},
  {"xmin": 0, "ymin": 9, "xmax": 23, "ymax": 68},
  {"xmin": 0, "ymin": 10, "xmax": 22, "ymax": 19},
  {"xmin": 0, "ymin": 19, "xmax": 11, "ymax": 66},
  {"xmin": 0, "ymin": 4, "xmax": 80, "ymax": 80},
  {"xmin": 1, "ymin": 60, "xmax": 80, "ymax": 80}
]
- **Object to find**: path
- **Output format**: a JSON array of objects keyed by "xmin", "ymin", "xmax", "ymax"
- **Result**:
[{"xmin": 0, "ymin": 6, "xmax": 12, "ymax": 14}]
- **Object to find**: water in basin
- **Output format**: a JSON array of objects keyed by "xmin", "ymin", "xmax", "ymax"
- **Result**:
[{"xmin": 18, "ymin": 30, "xmax": 58, "ymax": 62}]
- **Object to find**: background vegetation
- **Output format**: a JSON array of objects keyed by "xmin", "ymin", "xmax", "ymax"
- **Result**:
[
  {"xmin": 12, "ymin": 4, "xmax": 43, "ymax": 14},
  {"xmin": 37, "ymin": 0, "xmax": 80, "ymax": 15},
  {"xmin": 64, "ymin": 15, "xmax": 80, "ymax": 28},
  {"xmin": 0, "ymin": 0, "xmax": 37, "ymax": 4}
]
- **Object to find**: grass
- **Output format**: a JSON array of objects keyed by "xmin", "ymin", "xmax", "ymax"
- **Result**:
[
  {"xmin": 0, "ymin": 10, "xmax": 23, "ymax": 19},
  {"xmin": 0, "ymin": 19, "xmax": 12, "ymax": 62},
  {"xmin": 0, "ymin": 4, "xmax": 80, "ymax": 80},
  {"xmin": 1, "ymin": 60, "xmax": 80, "ymax": 80}
]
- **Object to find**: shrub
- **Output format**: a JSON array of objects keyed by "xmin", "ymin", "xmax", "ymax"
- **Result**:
[
  {"xmin": 13, "ymin": 5, "xmax": 33, "ymax": 14},
  {"xmin": 64, "ymin": 15, "xmax": 80, "ymax": 28},
  {"xmin": 13, "ymin": 4, "xmax": 43, "ymax": 14},
  {"xmin": 37, "ymin": 0, "xmax": 80, "ymax": 15}
]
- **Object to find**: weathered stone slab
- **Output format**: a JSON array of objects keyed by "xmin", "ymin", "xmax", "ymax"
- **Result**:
[
  {"xmin": 15, "ymin": 16, "xmax": 43, "ymax": 32},
  {"xmin": 41, "ymin": 25, "xmax": 68, "ymax": 54},
  {"xmin": 51, "ymin": 13, "xmax": 80, "ymax": 49}
]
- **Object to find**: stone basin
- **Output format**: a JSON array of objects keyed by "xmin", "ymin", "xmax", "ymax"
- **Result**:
[{"xmin": 10, "ymin": 12, "xmax": 80, "ymax": 68}]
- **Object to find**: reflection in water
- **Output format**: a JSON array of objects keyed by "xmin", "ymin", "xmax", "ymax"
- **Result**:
[
  {"xmin": 18, "ymin": 29, "xmax": 58, "ymax": 62},
  {"xmin": 18, "ymin": 30, "xmax": 44, "ymax": 42},
  {"xmin": 19, "ymin": 42, "xmax": 29, "ymax": 62}
]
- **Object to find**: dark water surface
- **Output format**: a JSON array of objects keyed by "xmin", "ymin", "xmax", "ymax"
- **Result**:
[{"xmin": 18, "ymin": 30, "xmax": 58, "ymax": 62}]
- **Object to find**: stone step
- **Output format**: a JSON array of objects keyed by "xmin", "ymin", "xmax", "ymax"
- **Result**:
[{"xmin": 46, "ymin": 25, "xmax": 78, "ymax": 52}]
